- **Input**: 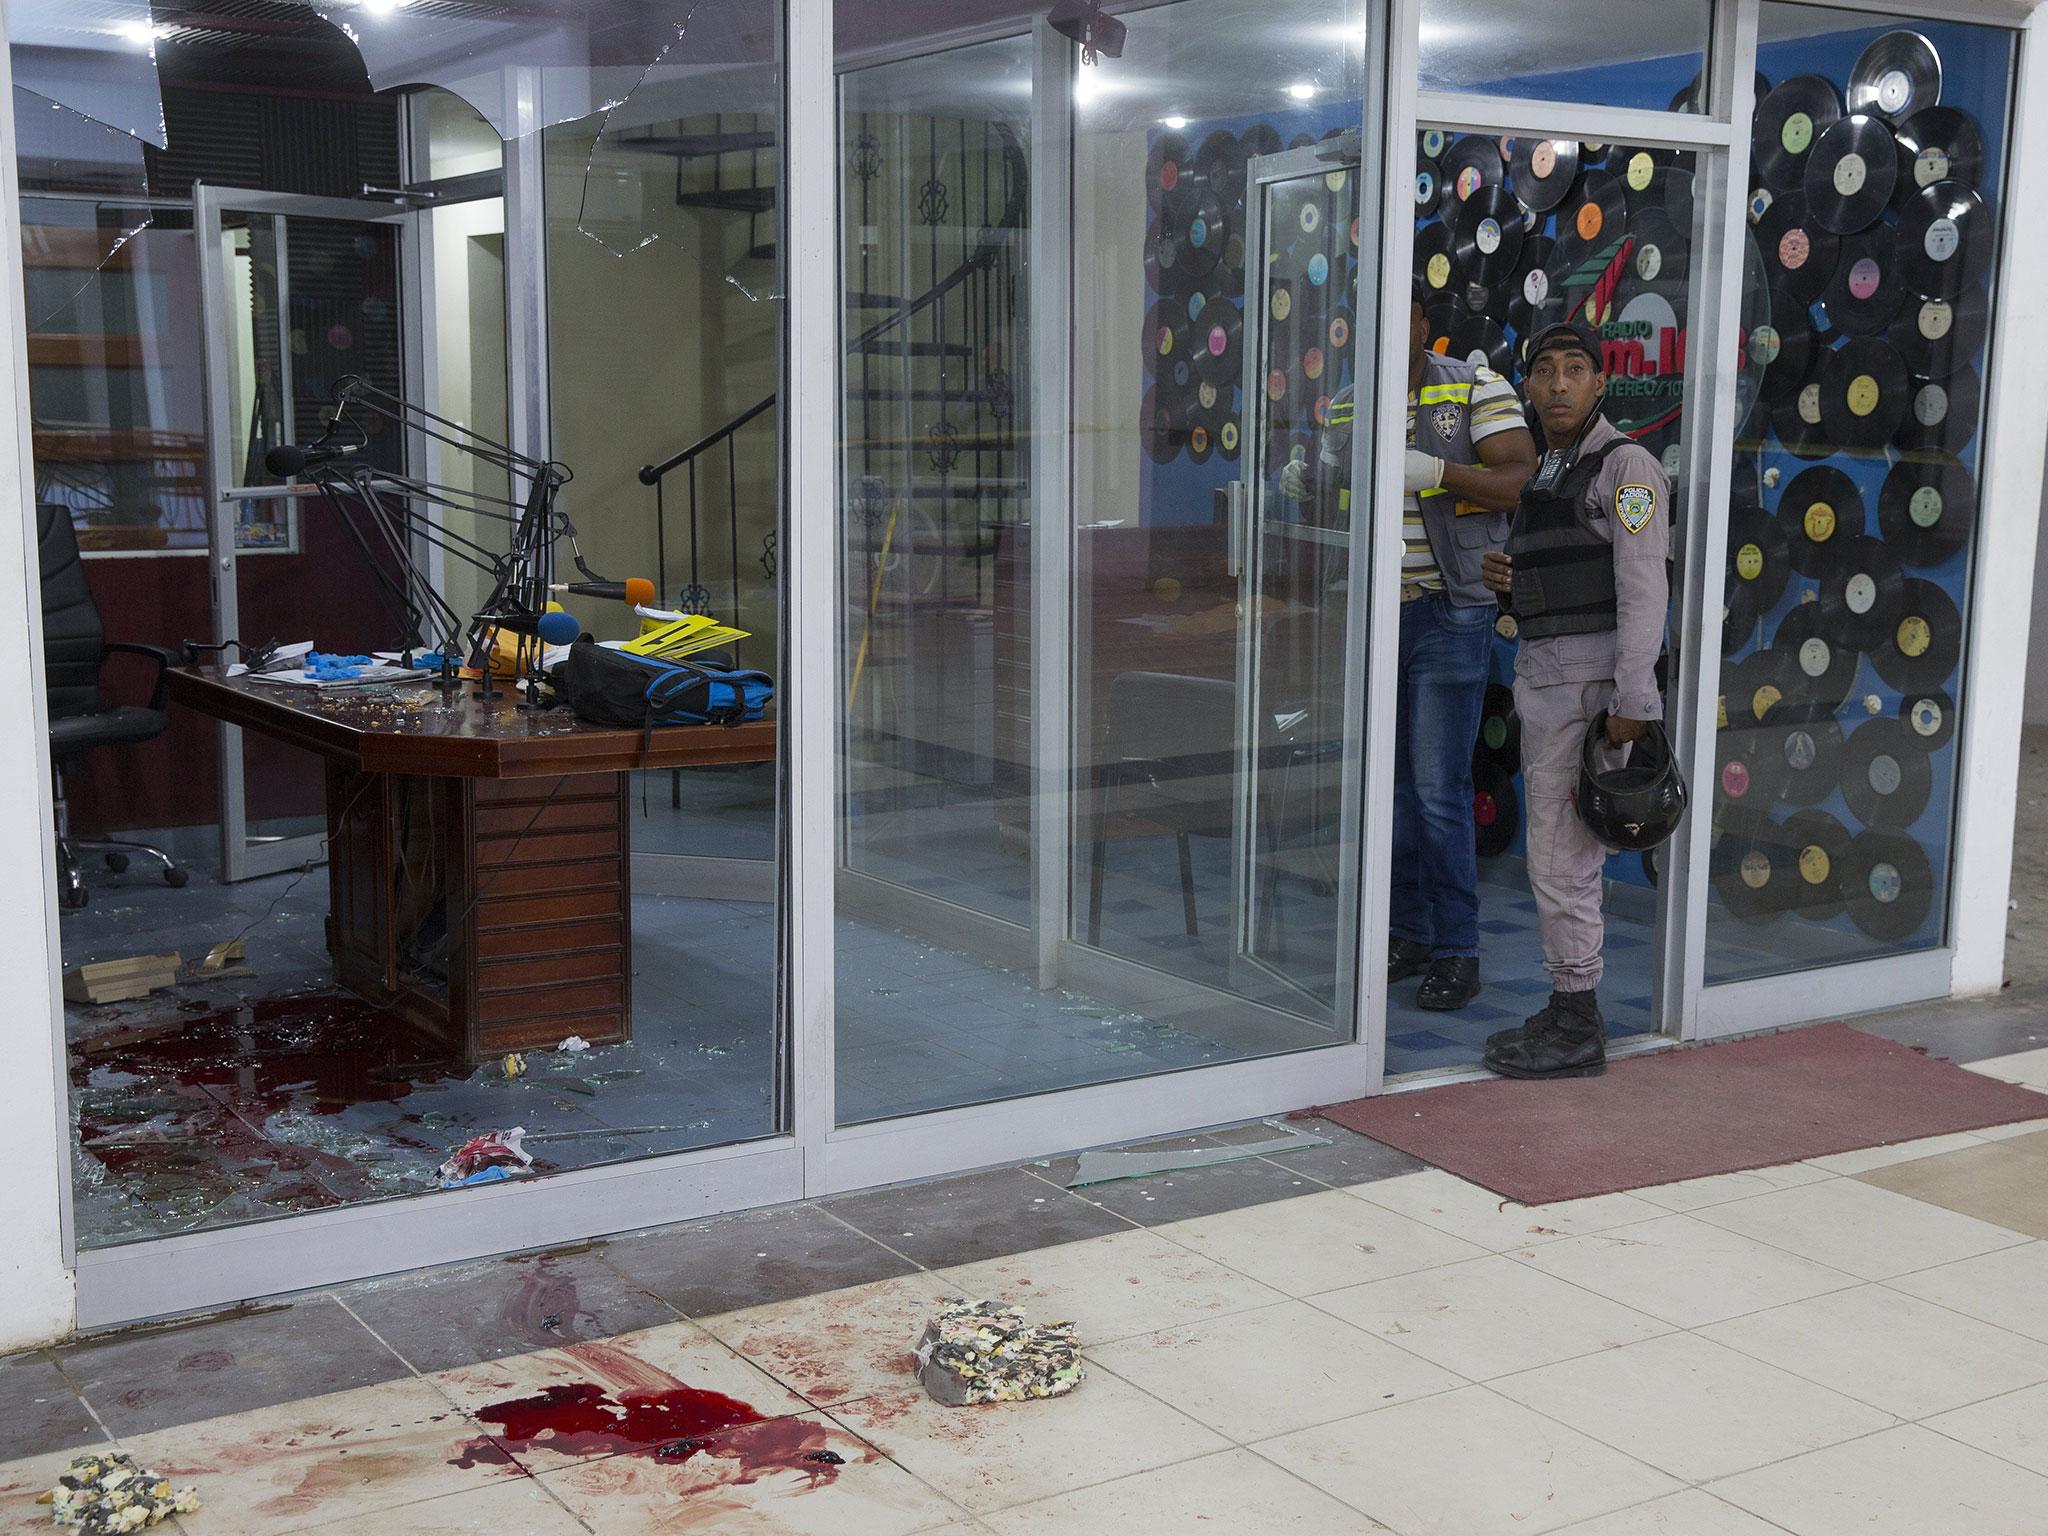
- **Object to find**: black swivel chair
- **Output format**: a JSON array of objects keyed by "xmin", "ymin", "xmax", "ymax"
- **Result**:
[{"xmin": 39, "ymin": 501, "xmax": 186, "ymax": 908}]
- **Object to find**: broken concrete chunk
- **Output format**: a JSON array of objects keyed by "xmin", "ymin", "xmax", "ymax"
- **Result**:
[
  {"xmin": 913, "ymin": 1299, "xmax": 1083, "ymax": 1406},
  {"xmin": 42, "ymin": 1451, "xmax": 199, "ymax": 1531}
]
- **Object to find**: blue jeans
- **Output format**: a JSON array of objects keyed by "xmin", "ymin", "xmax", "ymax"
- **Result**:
[{"xmin": 1390, "ymin": 591, "xmax": 1494, "ymax": 958}]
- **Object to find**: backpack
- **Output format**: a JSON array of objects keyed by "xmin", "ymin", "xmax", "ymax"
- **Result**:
[{"xmin": 552, "ymin": 640, "xmax": 772, "ymax": 743}]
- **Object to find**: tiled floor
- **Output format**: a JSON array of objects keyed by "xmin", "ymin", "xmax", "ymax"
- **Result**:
[{"xmin": 9, "ymin": 1026, "xmax": 2048, "ymax": 1534}]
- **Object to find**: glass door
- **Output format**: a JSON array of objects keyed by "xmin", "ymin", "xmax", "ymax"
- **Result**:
[
  {"xmin": 194, "ymin": 187, "xmax": 415, "ymax": 881},
  {"xmin": 1232, "ymin": 139, "xmax": 1364, "ymax": 1016}
]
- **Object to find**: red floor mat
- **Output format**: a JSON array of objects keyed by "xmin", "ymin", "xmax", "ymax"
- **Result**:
[{"xmin": 1307, "ymin": 1022, "xmax": 2048, "ymax": 1206}]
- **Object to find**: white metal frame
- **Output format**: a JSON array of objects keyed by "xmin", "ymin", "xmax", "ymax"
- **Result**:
[{"xmin": 29, "ymin": 0, "xmax": 2048, "ymax": 1328}]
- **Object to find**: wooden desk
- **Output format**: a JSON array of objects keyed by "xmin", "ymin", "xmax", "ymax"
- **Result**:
[{"xmin": 167, "ymin": 669, "xmax": 775, "ymax": 1062}]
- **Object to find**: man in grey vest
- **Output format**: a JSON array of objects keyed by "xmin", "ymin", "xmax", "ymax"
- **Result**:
[
  {"xmin": 1286, "ymin": 282, "xmax": 1535, "ymax": 1009},
  {"xmin": 1480, "ymin": 320, "xmax": 1669, "ymax": 1078}
]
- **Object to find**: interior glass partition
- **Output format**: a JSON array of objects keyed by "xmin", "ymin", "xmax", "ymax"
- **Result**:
[
  {"xmin": 834, "ymin": 0, "xmax": 1375, "ymax": 1126},
  {"xmin": 1706, "ymin": 11, "xmax": 2015, "ymax": 982}
]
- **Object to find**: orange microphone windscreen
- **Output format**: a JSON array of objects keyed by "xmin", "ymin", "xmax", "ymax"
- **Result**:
[{"xmin": 624, "ymin": 577, "xmax": 656, "ymax": 606}]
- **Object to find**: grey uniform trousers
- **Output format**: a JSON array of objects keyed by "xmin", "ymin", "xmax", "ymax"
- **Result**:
[{"xmin": 1514, "ymin": 676, "xmax": 1628, "ymax": 994}]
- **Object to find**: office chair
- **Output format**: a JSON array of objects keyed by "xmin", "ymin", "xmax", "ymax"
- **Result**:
[{"xmin": 39, "ymin": 501, "xmax": 186, "ymax": 909}]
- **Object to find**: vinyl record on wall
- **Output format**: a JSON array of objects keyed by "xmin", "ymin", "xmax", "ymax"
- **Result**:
[
  {"xmin": 1751, "ymin": 286, "xmax": 1820, "ymax": 405},
  {"xmin": 1771, "ymin": 376, "xmax": 1834, "ymax": 459},
  {"xmin": 1754, "ymin": 192, "xmax": 1842, "ymax": 304},
  {"xmin": 1447, "ymin": 314, "xmax": 1513, "ymax": 377},
  {"xmin": 1804, "ymin": 114, "xmax": 1900, "ymax": 233},
  {"xmin": 1725, "ymin": 503, "xmax": 1792, "ymax": 640},
  {"xmin": 1473, "ymin": 758, "xmax": 1520, "ymax": 859},
  {"xmin": 1848, "ymin": 29, "xmax": 1943, "ymax": 123},
  {"xmin": 1509, "ymin": 136, "xmax": 1580, "ymax": 213},
  {"xmin": 1774, "ymin": 599, "xmax": 1862, "ymax": 720},
  {"xmin": 1416, "ymin": 153, "xmax": 1443, "ymax": 214},
  {"xmin": 1147, "ymin": 131, "xmax": 1191, "ymax": 208},
  {"xmin": 1781, "ymin": 808, "xmax": 1853, "ymax": 920},
  {"xmin": 1712, "ymin": 807, "xmax": 1796, "ymax": 922},
  {"xmin": 1897, "ymin": 181, "xmax": 1995, "ymax": 299},
  {"xmin": 1840, "ymin": 829, "xmax": 1935, "ymax": 940},
  {"xmin": 1766, "ymin": 716, "xmax": 1847, "ymax": 808},
  {"xmin": 1841, "ymin": 716, "xmax": 1934, "ymax": 832},
  {"xmin": 1777, "ymin": 463, "xmax": 1865, "ymax": 575},
  {"xmin": 1817, "ymin": 337, "xmax": 1911, "ymax": 452},
  {"xmin": 1815, "ymin": 533, "xmax": 1906, "ymax": 653},
  {"xmin": 1892, "ymin": 106, "xmax": 1986, "ymax": 207},
  {"xmin": 1818, "ymin": 227, "xmax": 1908, "ymax": 337},
  {"xmin": 1898, "ymin": 687, "xmax": 1957, "ymax": 752},
  {"xmin": 1555, "ymin": 168, "xmax": 1629, "ymax": 269},
  {"xmin": 1630, "ymin": 206, "xmax": 1691, "ymax": 286},
  {"xmin": 1454, "ymin": 186, "xmax": 1525, "ymax": 289},
  {"xmin": 1716, "ymin": 732, "xmax": 1768, "ymax": 812},
  {"xmin": 1886, "ymin": 285, "xmax": 1988, "ymax": 380},
  {"xmin": 1724, "ymin": 645, "xmax": 1801, "ymax": 733},
  {"xmin": 1755, "ymin": 75, "xmax": 1845, "ymax": 192},
  {"xmin": 1192, "ymin": 304, "xmax": 1243, "ymax": 386},
  {"xmin": 1877, "ymin": 453, "xmax": 1975, "ymax": 567},
  {"xmin": 1415, "ymin": 220, "xmax": 1456, "ymax": 298},
  {"xmin": 1895, "ymin": 362, "xmax": 1980, "ymax": 455},
  {"xmin": 1140, "ymin": 388, "xmax": 1187, "ymax": 465},
  {"xmin": 1616, "ymin": 146, "xmax": 1683, "ymax": 217},
  {"xmin": 1192, "ymin": 127, "xmax": 1248, "ymax": 209},
  {"xmin": 1438, "ymin": 135, "xmax": 1505, "ymax": 221},
  {"xmin": 1476, "ymin": 682, "xmax": 1522, "ymax": 774},
  {"xmin": 1870, "ymin": 577, "xmax": 1963, "ymax": 694}
]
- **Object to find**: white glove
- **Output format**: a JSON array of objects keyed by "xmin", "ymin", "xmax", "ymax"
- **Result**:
[
  {"xmin": 1404, "ymin": 449, "xmax": 1446, "ymax": 495},
  {"xmin": 1279, "ymin": 446, "xmax": 1309, "ymax": 501}
]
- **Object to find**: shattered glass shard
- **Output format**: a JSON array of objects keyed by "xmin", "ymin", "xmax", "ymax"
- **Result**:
[{"xmin": 8, "ymin": 0, "xmax": 169, "ymax": 147}]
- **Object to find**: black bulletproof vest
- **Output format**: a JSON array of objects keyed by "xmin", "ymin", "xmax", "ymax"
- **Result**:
[{"xmin": 1507, "ymin": 439, "xmax": 1626, "ymax": 641}]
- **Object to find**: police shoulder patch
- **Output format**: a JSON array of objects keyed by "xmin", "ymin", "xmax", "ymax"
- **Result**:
[
  {"xmin": 1430, "ymin": 402, "xmax": 1461, "ymax": 441},
  {"xmin": 1614, "ymin": 483, "xmax": 1657, "ymax": 535}
]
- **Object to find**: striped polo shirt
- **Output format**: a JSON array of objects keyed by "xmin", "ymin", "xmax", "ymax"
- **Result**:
[{"xmin": 1403, "ymin": 365, "xmax": 1523, "ymax": 590}]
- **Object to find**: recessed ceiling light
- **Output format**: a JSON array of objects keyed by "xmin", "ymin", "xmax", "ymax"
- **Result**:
[
  {"xmin": 1287, "ymin": 82, "xmax": 1317, "ymax": 100},
  {"xmin": 1162, "ymin": 115, "xmax": 1188, "ymax": 130}
]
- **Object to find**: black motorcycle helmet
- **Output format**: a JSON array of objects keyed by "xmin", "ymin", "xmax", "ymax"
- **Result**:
[{"xmin": 1577, "ymin": 713, "xmax": 1689, "ymax": 851}]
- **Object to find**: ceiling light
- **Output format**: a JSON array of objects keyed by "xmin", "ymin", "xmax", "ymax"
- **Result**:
[
  {"xmin": 1287, "ymin": 81, "xmax": 1317, "ymax": 100},
  {"xmin": 362, "ymin": 0, "xmax": 408, "ymax": 14},
  {"xmin": 1161, "ymin": 115, "xmax": 1187, "ymax": 130}
]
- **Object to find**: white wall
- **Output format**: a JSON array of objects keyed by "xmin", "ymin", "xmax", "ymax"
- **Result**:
[
  {"xmin": 2027, "ymin": 470, "xmax": 2048, "ymax": 724},
  {"xmin": 0, "ymin": 30, "xmax": 79, "ymax": 1349}
]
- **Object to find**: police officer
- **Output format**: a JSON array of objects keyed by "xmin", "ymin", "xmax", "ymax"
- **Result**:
[
  {"xmin": 1288, "ymin": 280, "xmax": 1535, "ymax": 1010},
  {"xmin": 1479, "ymin": 319, "xmax": 1668, "ymax": 1078}
]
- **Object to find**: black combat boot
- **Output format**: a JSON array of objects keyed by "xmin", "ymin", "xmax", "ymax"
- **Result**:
[
  {"xmin": 1483, "ymin": 990, "xmax": 1606, "ymax": 1079},
  {"xmin": 1388, "ymin": 936, "xmax": 1432, "ymax": 984},
  {"xmin": 1417, "ymin": 955, "xmax": 1481, "ymax": 1011}
]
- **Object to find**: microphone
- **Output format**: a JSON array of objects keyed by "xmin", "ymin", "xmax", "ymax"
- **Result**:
[
  {"xmin": 550, "ymin": 577, "xmax": 656, "ymax": 606},
  {"xmin": 264, "ymin": 440, "xmax": 359, "ymax": 477},
  {"xmin": 491, "ymin": 610, "xmax": 582, "ymax": 646}
]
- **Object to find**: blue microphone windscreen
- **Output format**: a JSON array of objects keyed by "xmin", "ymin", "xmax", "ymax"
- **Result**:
[{"xmin": 537, "ymin": 611, "xmax": 581, "ymax": 646}]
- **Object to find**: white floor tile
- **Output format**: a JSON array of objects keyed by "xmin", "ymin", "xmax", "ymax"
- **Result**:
[
  {"xmin": 1550, "ymin": 1489, "xmax": 1791, "ymax": 1535},
  {"xmin": 1516, "ymin": 1213, "xmax": 1856, "ymax": 1328},
  {"xmin": 1089, "ymin": 1299, "xmax": 1462, "ymax": 1442},
  {"xmin": 1152, "ymin": 1188, "xmax": 1487, "ymax": 1297},
  {"xmin": 1973, "ymin": 1115, "xmax": 2048, "ymax": 1141},
  {"xmin": 1350, "ymin": 1170, "xmax": 1666, "ymax": 1254},
  {"xmin": 1631, "ymin": 1161, "xmax": 1833, "ymax": 1214},
  {"xmin": 829, "ymin": 1372, "xmax": 1230, "ymax": 1515},
  {"xmin": 1254, "ymin": 1385, "xmax": 1679, "ymax": 1536},
  {"xmin": 695, "ymin": 1274, "xmax": 951, "ymax": 1407},
  {"xmin": 1711, "ymin": 1423, "xmax": 2048, "ymax": 1536},
  {"xmin": 281, "ymin": 1479, "xmax": 587, "ymax": 1535},
  {"xmin": 1691, "ymin": 1176, "xmax": 2028, "ymax": 1280},
  {"xmin": 1701, "ymin": 1283, "xmax": 2048, "ymax": 1419},
  {"xmin": 1888, "ymin": 1240, "xmax": 2048, "ymax": 1344},
  {"xmin": 1491, "ymin": 1332, "xmax": 1895, "ymax": 1483},
  {"xmin": 1926, "ymin": 1382, "xmax": 2048, "ymax": 1479},
  {"xmin": 1964, "ymin": 1049, "xmax": 2048, "ymax": 1089},
  {"xmin": 933, "ymin": 1228, "xmax": 1284, "ymax": 1347},
  {"xmin": 1309, "ymin": 1253, "xmax": 1670, "ymax": 1381},
  {"xmin": 981, "ymin": 1447, "xmax": 1387, "ymax": 1533},
  {"xmin": 1804, "ymin": 1132, "xmax": 1990, "ymax": 1175}
]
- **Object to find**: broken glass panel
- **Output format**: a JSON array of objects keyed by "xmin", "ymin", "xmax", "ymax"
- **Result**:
[{"xmin": 8, "ymin": 0, "xmax": 167, "ymax": 147}]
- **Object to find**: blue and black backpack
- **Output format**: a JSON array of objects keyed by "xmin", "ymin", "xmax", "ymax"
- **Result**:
[{"xmin": 553, "ymin": 639, "xmax": 772, "ymax": 744}]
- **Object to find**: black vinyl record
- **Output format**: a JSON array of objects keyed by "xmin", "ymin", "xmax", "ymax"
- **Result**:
[
  {"xmin": 1192, "ymin": 128, "xmax": 1247, "ymax": 210},
  {"xmin": 1473, "ymin": 758, "xmax": 1519, "ymax": 859},
  {"xmin": 1878, "ymin": 453, "xmax": 1975, "ymax": 567},
  {"xmin": 1767, "ymin": 716, "xmax": 1847, "ymax": 808},
  {"xmin": 1630, "ymin": 207, "xmax": 1690, "ymax": 286},
  {"xmin": 1438, "ymin": 135, "xmax": 1505, "ymax": 221},
  {"xmin": 1509, "ymin": 136, "xmax": 1580, "ymax": 213},
  {"xmin": 1815, "ymin": 533, "xmax": 1906, "ymax": 653},
  {"xmin": 1781, "ymin": 808, "xmax": 1854, "ymax": 920},
  {"xmin": 1895, "ymin": 362, "xmax": 1980, "ymax": 455},
  {"xmin": 1217, "ymin": 416, "xmax": 1242, "ymax": 462},
  {"xmin": 1777, "ymin": 464, "xmax": 1865, "ymax": 576},
  {"xmin": 1818, "ymin": 337, "xmax": 1910, "ymax": 452},
  {"xmin": 1774, "ymin": 600, "xmax": 1861, "ymax": 720},
  {"xmin": 1897, "ymin": 181, "xmax": 1994, "ymax": 299},
  {"xmin": 1176, "ymin": 190, "xmax": 1227, "ymax": 283},
  {"xmin": 1841, "ymin": 830, "xmax": 1935, "ymax": 941},
  {"xmin": 1416, "ymin": 154, "xmax": 1444, "ymax": 215},
  {"xmin": 1145, "ymin": 300, "xmax": 1193, "ymax": 375},
  {"xmin": 1751, "ymin": 285, "xmax": 1819, "ymax": 405},
  {"xmin": 1887, "ymin": 286, "xmax": 1987, "ymax": 380},
  {"xmin": 1771, "ymin": 376, "xmax": 1833, "ymax": 460},
  {"xmin": 1220, "ymin": 232, "xmax": 1247, "ymax": 301},
  {"xmin": 1716, "ymin": 733, "xmax": 1771, "ymax": 813},
  {"xmin": 1147, "ymin": 132, "xmax": 1191, "ymax": 209},
  {"xmin": 1145, "ymin": 223, "xmax": 1193, "ymax": 297},
  {"xmin": 1617, "ymin": 146, "xmax": 1684, "ymax": 218},
  {"xmin": 1849, "ymin": 30, "xmax": 1943, "ymax": 123},
  {"xmin": 1842, "ymin": 717, "xmax": 1934, "ymax": 832},
  {"xmin": 1725, "ymin": 503, "xmax": 1792, "ymax": 642},
  {"xmin": 1454, "ymin": 186, "xmax": 1525, "ymax": 289},
  {"xmin": 1725, "ymin": 645, "xmax": 1801, "ymax": 732},
  {"xmin": 1415, "ymin": 220, "xmax": 1456, "ymax": 299},
  {"xmin": 1899, "ymin": 688, "xmax": 1957, "ymax": 752},
  {"xmin": 1476, "ymin": 682, "xmax": 1522, "ymax": 774},
  {"xmin": 1871, "ymin": 577, "xmax": 1962, "ymax": 694},
  {"xmin": 1447, "ymin": 314, "xmax": 1512, "ymax": 377},
  {"xmin": 1712, "ymin": 808, "xmax": 1796, "ymax": 921},
  {"xmin": 1754, "ymin": 193, "xmax": 1841, "ymax": 304},
  {"xmin": 1893, "ymin": 107, "xmax": 1986, "ymax": 207},
  {"xmin": 1507, "ymin": 237, "xmax": 1565, "ymax": 344},
  {"xmin": 1755, "ymin": 75, "xmax": 1845, "ymax": 192},
  {"xmin": 1804, "ymin": 115, "xmax": 1899, "ymax": 234},
  {"xmin": 1556, "ymin": 168, "xmax": 1628, "ymax": 269},
  {"xmin": 1193, "ymin": 304, "xmax": 1242, "ymax": 387},
  {"xmin": 1819, "ymin": 227, "xmax": 1907, "ymax": 337},
  {"xmin": 1140, "ymin": 388, "xmax": 1187, "ymax": 465}
]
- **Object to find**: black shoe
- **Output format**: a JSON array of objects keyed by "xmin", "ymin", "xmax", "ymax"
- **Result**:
[
  {"xmin": 1388, "ymin": 936, "xmax": 1432, "ymax": 984},
  {"xmin": 1484, "ymin": 991, "xmax": 1606, "ymax": 1079},
  {"xmin": 1417, "ymin": 956, "xmax": 1481, "ymax": 1011}
]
